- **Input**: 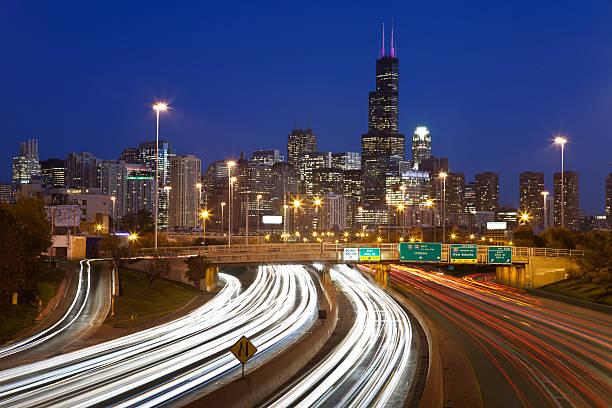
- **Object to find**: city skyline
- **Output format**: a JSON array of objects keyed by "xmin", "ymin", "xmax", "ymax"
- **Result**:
[{"xmin": 2, "ymin": 1, "xmax": 612, "ymax": 214}]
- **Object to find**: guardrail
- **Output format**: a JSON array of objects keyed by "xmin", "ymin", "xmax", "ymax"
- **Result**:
[{"xmin": 102, "ymin": 243, "xmax": 582, "ymax": 264}]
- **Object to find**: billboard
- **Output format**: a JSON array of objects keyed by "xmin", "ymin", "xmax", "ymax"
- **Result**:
[
  {"xmin": 450, "ymin": 244, "xmax": 478, "ymax": 263},
  {"xmin": 359, "ymin": 248, "xmax": 381, "ymax": 261},
  {"xmin": 262, "ymin": 215, "xmax": 283, "ymax": 224},
  {"xmin": 487, "ymin": 222, "xmax": 507, "ymax": 230},
  {"xmin": 48, "ymin": 205, "xmax": 81, "ymax": 228},
  {"xmin": 343, "ymin": 248, "xmax": 359, "ymax": 261}
]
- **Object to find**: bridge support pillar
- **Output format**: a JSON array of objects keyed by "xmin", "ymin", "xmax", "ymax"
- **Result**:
[
  {"xmin": 206, "ymin": 266, "xmax": 218, "ymax": 292},
  {"xmin": 321, "ymin": 263, "xmax": 332, "ymax": 285},
  {"xmin": 375, "ymin": 264, "xmax": 390, "ymax": 288}
]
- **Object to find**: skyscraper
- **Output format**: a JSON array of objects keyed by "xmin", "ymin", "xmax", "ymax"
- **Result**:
[
  {"xmin": 287, "ymin": 128, "xmax": 317, "ymax": 169},
  {"xmin": 138, "ymin": 140, "xmax": 174, "ymax": 228},
  {"xmin": 169, "ymin": 155, "xmax": 201, "ymax": 228},
  {"xmin": 606, "ymin": 174, "xmax": 612, "ymax": 229},
  {"xmin": 40, "ymin": 158, "xmax": 66, "ymax": 188},
  {"xmin": 554, "ymin": 171, "xmax": 579, "ymax": 230},
  {"xmin": 297, "ymin": 151, "xmax": 332, "ymax": 195},
  {"xmin": 519, "ymin": 172, "xmax": 544, "ymax": 229},
  {"xmin": 12, "ymin": 138, "xmax": 41, "ymax": 187},
  {"xmin": 412, "ymin": 126, "xmax": 431, "ymax": 170},
  {"xmin": 475, "ymin": 172, "xmax": 499, "ymax": 212},
  {"xmin": 361, "ymin": 25, "xmax": 405, "ymax": 205},
  {"xmin": 65, "ymin": 152, "xmax": 96, "ymax": 192},
  {"xmin": 332, "ymin": 152, "xmax": 361, "ymax": 170}
]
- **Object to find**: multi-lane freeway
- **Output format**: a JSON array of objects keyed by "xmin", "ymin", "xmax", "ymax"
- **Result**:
[
  {"xmin": 263, "ymin": 264, "xmax": 415, "ymax": 408},
  {"xmin": 0, "ymin": 265, "xmax": 318, "ymax": 408},
  {"xmin": 392, "ymin": 265, "xmax": 612, "ymax": 408}
]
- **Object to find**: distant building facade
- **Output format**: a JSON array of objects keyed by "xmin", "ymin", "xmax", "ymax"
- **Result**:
[
  {"xmin": 554, "ymin": 171, "xmax": 579, "ymax": 230},
  {"xmin": 519, "ymin": 172, "xmax": 545, "ymax": 229},
  {"xmin": 169, "ymin": 155, "xmax": 201, "ymax": 228},
  {"xmin": 12, "ymin": 138, "xmax": 41, "ymax": 188}
]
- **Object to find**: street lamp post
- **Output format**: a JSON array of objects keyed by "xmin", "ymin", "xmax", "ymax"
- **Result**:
[
  {"xmin": 424, "ymin": 199, "xmax": 434, "ymax": 242},
  {"xmin": 221, "ymin": 202, "xmax": 226, "ymax": 235},
  {"xmin": 200, "ymin": 210, "xmax": 209, "ymax": 249},
  {"xmin": 293, "ymin": 199, "xmax": 301, "ymax": 239},
  {"xmin": 196, "ymin": 183, "xmax": 202, "ymax": 226},
  {"xmin": 439, "ymin": 172, "xmax": 448, "ymax": 243},
  {"xmin": 399, "ymin": 185, "xmax": 406, "ymax": 238},
  {"xmin": 110, "ymin": 196, "xmax": 116, "ymax": 232},
  {"xmin": 256, "ymin": 194, "xmax": 262, "ymax": 237},
  {"xmin": 152, "ymin": 102, "xmax": 168, "ymax": 250},
  {"xmin": 226, "ymin": 160, "xmax": 236, "ymax": 246},
  {"xmin": 554, "ymin": 136, "xmax": 567, "ymax": 228},
  {"xmin": 541, "ymin": 190, "xmax": 549, "ymax": 229},
  {"xmin": 163, "ymin": 186, "xmax": 172, "ymax": 239}
]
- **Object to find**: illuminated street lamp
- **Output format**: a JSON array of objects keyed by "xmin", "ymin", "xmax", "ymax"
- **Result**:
[
  {"xmin": 554, "ymin": 136, "xmax": 567, "ymax": 227},
  {"xmin": 377, "ymin": 236, "xmax": 383, "ymax": 243},
  {"xmin": 541, "ymin": 190, "xmax": 549, "ymax": 229},
  {"xmin": 450, "ymin": 233, "xmax": 457, "ymax": 240},
  {"xmin": 439, "ymin": 172, "xmax": 448, "ymax": 243},
  {"xmin": 227, "ymin": 161, "xmax": 236, "ymax": 246},
  {"xmin": 396, "ymin": 203, "xmax": 405, "ymax": 242},
  {"xmin": 196, "ymin": 183, "xmax": 202, "ymax": 226},
  {"xmin": 519, "ymin": 212, "xmax": 531, "ymax": 225},
  {"xmin": 95, "ymin": 224, "xmax": 103, "ymax": 236},
  {"xmin": 128, "ymin": 232, "xmax": 138, "ymax": 250},
  {"xmin": 153, "ymin": 102, "xmax": 168, "ymax": 250},
  {"xmin": 293, "ymin": 199, "xmax": 301, "ymax": 237},
  {"xmin": 110, "ymin": 196, "xmax": 116, "ymax": 232},
  {"xmin": 256, "ymin": 194, "xmax": 262, "ymax": 236},
  {"xmin": 200, "ymin": 210, "xmax": 210, "ymax": 248},
  {"xmin": 469, "ymin": 234, "xmax": 475, "ymax": 240},
  {"xmin": 424, "ymin": 199, "xmax": 435, "ymax": 242},
  {"xmin": 220, "ymin": 202, "xmax": 226, "ymax": 234}
]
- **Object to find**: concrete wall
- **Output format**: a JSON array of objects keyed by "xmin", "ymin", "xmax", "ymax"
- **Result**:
[
  {"xmin": 497, "ymin": 256, "xmax": 577, "ymax": 288},
  {"xmin": 129, "ymin": 258, "xmax": 198, "ymax": 288}
]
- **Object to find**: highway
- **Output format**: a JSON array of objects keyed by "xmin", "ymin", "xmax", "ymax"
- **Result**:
[
  {"xmin": 0, "ymin": 259, "xmax": 111, "ymax": 367},
  {"xmin": 262, "ymin": 264, "xmax": 415, "ymax": 408},
  {"xmin": 392, "ymin": 265, "xmax": 612, "ymax": 408},
  {"xmin": 0, "ymin": 264, "xmax": 318, "ymax": 408}
]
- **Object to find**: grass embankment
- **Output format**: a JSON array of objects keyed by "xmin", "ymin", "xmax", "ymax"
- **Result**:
[
  {"xmin": 540, "ymin": 278, "xmax": 612, "ymax": 306},
  {"xmin": 0, "ymin": 263, "xmax": 66, "ymax": 342},
  {"xmin": 105, "ymin": 267, "xmax": 199, "ymax": 329}
]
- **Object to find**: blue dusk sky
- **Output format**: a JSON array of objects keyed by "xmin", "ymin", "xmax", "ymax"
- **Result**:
[{"xmin": 1, "ymin": 1, "xmax": 611, "ymax": 214}]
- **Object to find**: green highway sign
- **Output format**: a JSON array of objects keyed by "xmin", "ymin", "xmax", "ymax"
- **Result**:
[
  {"xmin": 450, "ymin": 244, "xmax": 478, "ymax": 264},
  {"xmin": 359, "ymin": 248, "xmax": 381, "ymax": 261},
  {"xmin": 488, "ymin": 246, "xmax": 512, "ymax": 264},
  {"xmin": 400, "ymin": 242, "xmax": 442, "ymax": 262}
]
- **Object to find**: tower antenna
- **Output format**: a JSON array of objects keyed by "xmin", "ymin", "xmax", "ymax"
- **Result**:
[{"xmin": 381, "ymin": 22, "xmax": 385, "ymax": 57}]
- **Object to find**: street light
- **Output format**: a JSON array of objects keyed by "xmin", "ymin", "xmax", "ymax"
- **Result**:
[
  {"xmin": 396, "ymin": 203, "xmax": 405, "ymax": 242},
  {"xmin": 554, "ymin": 136, "xmax": 567, "ymax": 227},
  {"xmin": 424, "ymin": 199, "xmax": 435, "ymax": 242},
  {"xmin": 128, "ymin": 232, "xmax": 138, "ymax": 250},
  {"xmin": 110, "ymin": 196, "xmax": 116, "ymax": 232},
  {"xmin": 293, "ymin": 199, "xmax": 301, "ymax": 237},
  {"xmin": 221, "ymin": 202, "xmax": 226, "ymax": 235},
  {"xmin": 200, "ymin": 210, "xmax": 210, "ymax": 248},
  {"xmin": 439, "ymin": 172, "xmax": 448, "ymax": 244},
  {"xmin": 541, "ymin": 190, "xmax": 549, "ymax": 229},
  {"xmin": 196, "ymin": 183, "xmax": 202, "ymax": 226},
  {"xmin": 399, "ymin": 185, "xmax": 406, "ymax": 236},
  {"xmin": 256, "ymin": 194, "xmax": 263, "ymax": 238},
  {"xmin": 152, "ymin": 102, "xmax": 168, "ymax": 251},
  {"xmin": 163, "ymin": 185, "xmax": 172, "ymax": 237},
  {"xmin": 519, "ymin": 212, "xmax": 531, "ymax": 225},
  {"xmin": 227, "ymin": 161, "xmax": 236, "ymax": 246},
  {"xmin": 95, "ymin": 224, "xmax": 103, "ymax": 236}
]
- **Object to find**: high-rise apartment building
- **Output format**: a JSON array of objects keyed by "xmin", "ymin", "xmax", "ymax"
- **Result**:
[
  {"xmin": 519, "ymin": 172, "xmax": 545, "ymax": 229},
  {"xmin": 137, "ymin": 140, "xmax": 174, "ymax": 227},
  {"xmin": 65, "ymin": 152, "xmax": 96, "ymax": 192},
  {"xmin": 169, "ymin": 155, "xmax": 201, "ymax": 228},
  {"xmin": 126, "ymin": 165, "xmax": 155, "ymax": 217},
  {"xmin": 445, "ymin": 173, "xmax": 465, "ymax": 216},
  {"xmin": 464, "ymin": 181, "xmax": 477, "ymax": 215},
  {"xmin": 606, "ymin": 174, "xmax": 612, "ymax": 229},
  {"xmin": 312, "ymin": 168, "xmax": 344, "ymax": 196},
  {"xmin": 272, "ymin": 162, "xmax": 299, "ymax": 214},
  {"xmin": 287, "ymin": 128, "xmax": 317, "ymax": 169},
  {"xmin": 554, "ymin": 171, "xmax": 579, "ymax": 230},
  {"xmin": 0, "ymin": 183, "xmax": 13, "ymax": 203},
  {"xmin": 332, "ymin": 152, "xmax": 361, "ymax": 170},
  {"xmin": 361, "ymin": 28, "xmax": 405, "ymax": 205},
  {"xmin": 119, "ymin": 148, "xmax": 140, "ymax": 164},
  {"xmin": 298, "ymin": 151, "xmax": 331, "ymax": 195},
  {"xmin": 342, "ymin": 169, "xmax": 363, "ymax": 229},
  {"xmin": 412, "ymin": 126, "xmax": 431, "ymax": 170},
  {"xmin": 320, "ymin": 193, "xmax": 347, "ymax": 231},
  {"xmin": 12, "ymin": 138, "xmax": 41, "ymax": 188},
  {"xmin": 475, "ymin": 172, "xmax": 499, "ymax": 212},
  {"xmin": 40, "ymin": 158, "xmax": 66, "ymax": 188}
]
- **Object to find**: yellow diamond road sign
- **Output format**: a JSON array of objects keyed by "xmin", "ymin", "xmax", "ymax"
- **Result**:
[{"xmin": 230, "ymin": 335, "xmax": 257, "ymax": 365}]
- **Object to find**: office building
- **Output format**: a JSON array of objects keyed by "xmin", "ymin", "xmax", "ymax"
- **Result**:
[
  {"xmin": 412, "ymin": 126, "xmax": 431, "ymax": 170},
  {"xmin": 606, "ymin": 174, "xmax": 612, "ymax": 229},
  {"xmin": 312, "ymin": 168, "xmax": 344, "ymax": 196},
  {"xmin": 497, "ymin": 206, "xmax": 519, "ymax": 230},
  {"xmin": 544, "ymin": 194, "xmax": 554, "ymax": 229},
  {"xmin": 361, "ymin": 28, "xmax": 405, "ymax": 205},
  {"xmin": 298, "ymin": 151, "xmax": 331, "ymax": 195},
  {"xmin": 332, "ymin": 152, "xmax": 361, "ymax": 170},
  {"xmin": 119, "ymin": 148, "xmax": 140, "ymax": 164},
  {"xmin": 65, "ymin": 152, "xmax": 97, "ymax": 192},
  {"xmin": 0, "ymin": 183, "xmax": 13, "ymax": 203},
  {"xmin": 40, "ymin": 158, "xmax": 66, "ymax": 188},
  {"xmin": 12, "ymin": 138, "xmax": 41, "ymax": 187},
  {"xmin": 475, "ymin": 172, "xmax": 499, "ymax": 212},
  {"xmin": 386, "ymin": 170, "xmax": 430, "ymax": 207},
  {"xmin": 554, "ymin": 171, "xmax": 579, "ymax": 230},
  {"xmin": 169, "ymin": 155, "xmax": 201, "ymax": 228},
  {"xmin": 126, "ymin": 165, "xmax": 155, "ymax": 217},
  {"xmin": 342, "ymin": 169, "xmax": 363, "ymax": 229},
  {"xmin": 519, "ymin": 172, "xmax": 544, "ymax": 229},
  {"xmin": 464, "ymin": 181, "xmax": 477, "ymax": 215},
  {"xmin": 287, "ymin": 128, "xmax": 317, "ymax": 169},
  {"xmin": 418, "ymin": 156, "xmax": 449, "ymax": 177},
  {"xmin": 445, "ymin": 173, "xmax": 465, "ymax": 216},
  {"xmin": 321, "ymin": 193, "xmax": 347, "ymax": 231}
]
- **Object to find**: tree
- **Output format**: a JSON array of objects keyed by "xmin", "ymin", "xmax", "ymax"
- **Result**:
[
  {"xmin": 184, "ymin": 256, "xmax": 207, "ymax": 289},
  {"xmin": 572, "ymin": 230, "xmax": 612, "ymax": 292},
  {"xmin": 541, "ymin": 227, "xmax": 576, "ymax": 249},
  {"xmin": 143, "ymin": 256, "xmax": 170, "ymax": 283},
  {"xmin": 512, "ymin": 225, "xmax": 536, "ymax": 247},
  {"xmin": 119, "ymin": 210, "xmax": 154, "ymax": 233},
  {"xmin": 0, "ymin": 198, "xmax": 51, "ymax": 304}
]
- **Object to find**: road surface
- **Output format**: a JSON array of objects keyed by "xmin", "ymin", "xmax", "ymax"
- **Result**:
[{"xmin": 392, "ymin": 265, "xmax": 612, "ymax": 408}]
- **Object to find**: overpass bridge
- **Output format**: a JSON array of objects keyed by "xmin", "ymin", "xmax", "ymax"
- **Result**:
[{"xmin": 120, "ymin": 243, "xmax": 582, "ymax": 290}]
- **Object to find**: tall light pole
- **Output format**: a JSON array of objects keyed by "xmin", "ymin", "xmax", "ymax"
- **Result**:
[
  {"xmin": 399, "ymin": 185, "xmax": 406, "ymax": 237},
  {"xmin": 439, "ymin": 172, "xmax": 448, "ymax": 243},
  {"xmin": 221, "ymin": 202, "xmax": 226, "ymax": 235},
  {"xmin": 200, "ymin": 210, "xmax": 209, "ymax": 249},
  {"xmin": 314, "ymin": 197, "xmax": 322, "ymax": 231},
  {"xmin": 385, "ymin": 195, "xmax": 391, "ymax": 242},
  {"xmin": 226, "ymin": 161, "xmax": 236, "ymax": 246},
  {"xmin": 110, "ymin": 196, "xmax": 116, "ymax": 232},
  {"xmin": 153, "ymin": 102, "xmax": 168, "ymax": 250},
  {"xmin": 554, "ymin": 136, "xmax": 567, "ymax": 228},
  {"xmin": 196, "ymin": 183, "xmax": 202, "ymax": 226},
  {"xmin": 293, "ymin": 199, "xmax": 301, "ymax": 238},
  {"xmin": 256, "ymin": 194, "xmax": 262, "ymax": 237},
  {"xmin": 541, "ymin": 190, "xmax": 549, "ymax": 229},
  {"xmin": 283, "ymin": 204, "xmax": 289, "ymax": 241},
  {"xmin": 163, "ymin": 185, "xmax": 172, "ymax": 238},
  {"xmin": 424, "ymin": 199, "xmax": 434, "ymax": 242},
  {"xmin": 230, "ymin": 176, "xmax": 237, "ymax": 245}
]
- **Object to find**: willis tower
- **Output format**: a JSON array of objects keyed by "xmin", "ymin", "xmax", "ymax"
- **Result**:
[{"xmin": 361, "ymin": 23, "xmax": 405, "ymax": 205}]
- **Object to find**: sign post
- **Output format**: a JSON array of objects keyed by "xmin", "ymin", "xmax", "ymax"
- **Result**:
[
  {"xmin": 400, "ymin": 242, "xmax": 442, "ymax": 262},
  {"xmin": 450, "ymin": 244, "xmax": 478, "ymax": 263},
  {"xmin": 230, "ymin": 335, "xmax": 257, "ymax": 379},
  {"xmin": 488, "ymin": 246, "xmax": 512, "ymax": 264}
]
